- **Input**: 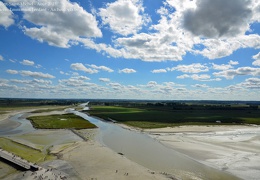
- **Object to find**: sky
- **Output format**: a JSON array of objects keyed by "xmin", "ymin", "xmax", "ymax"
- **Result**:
[{"xmin": 0, "ymin": 0, "xmax": 260, "ymax": 100}]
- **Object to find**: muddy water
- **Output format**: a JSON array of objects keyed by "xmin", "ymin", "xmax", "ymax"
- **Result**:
[
  {"xmin": 74, "ymin": 111, "xmax": 241, "ymax": 180},
  {"xmin": 0, "ymin": 113, "xmax": 35, "ymax": 136},
  {"xmin": 0, "ymin": 109, "xmax": 241, "ymax": 179}
]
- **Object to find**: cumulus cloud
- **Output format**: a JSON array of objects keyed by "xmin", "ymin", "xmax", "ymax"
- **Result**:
[
  {"xmin": 192, "ymin": 84, "xmax": 209, "ymax": 88},
  {"xmin": 119, "ymin": 68, "xmax": 136, "ymax": 73},
  {"xmin": 99, "ymin": 0, "xmax": 150, "ymax": 36},
  {"xmin": 0, "ymin": 2, "xmax": 14, "ymax": 28},
  {"xmin": 252, "ymin": 52, "xmax": 260, "ymax": 66},
  {"xmin": 212, "ymin": 63, "xmax": 233, "ymax": 71},
  {"xmin": 238, "ymin": 78, "xmax": 260, "ymax": 89},
  {"xmin": 20, "ymin": 70, "xmax": 55, "ymax": 79},
  {"xmin": 88, "ymin": 64, "xmax": 114, "ymax": 72},
  {"xmin": 183, "ymin": 0, "xmax": 253, "ymax": 38},
  {"xmin": 6, "ymin": 69, "xmax": 18, "ymax": 74},
  {"xmin": 169, "ymin": 63, "xmax": 209, "ymax": 73},
  {"xmin": 59, "ymin": 76, "xmax": 91, "ymax": 87},
  {"xmin": 20, "ymin": 59, "xmax": 35, "ymax": 66},
  {"xmin": 229, "ymin": 60, "xmax": 239, "ymax": 65},
  {"xmin": 8, "ymin": 0, "xmax": 102, "ymax": 48},
  {"xmin": 99, "ymin": 78, "xmax": 110, "ymax": 82},
  {"xmin": 195, "ymin": 34, "xmax": 260, "ymax": 59},
  {"xmin": 147, "ymin": 81, "xmax": 157, "ymax": 87},
  {"xmin": 151, "ymin": 69, "xmax": 167, "ymax": 73},
  {"xmin": 213, "ymin": 67, "xmax": 260, "ymax": 79},
  {"xmin": 10, "ymin": 79, "xmax": 52, "ymax": 85},
  {"xmin": 177, "ymin": 73, "xmax": 221, "ymax": 81},
  {"xmin": 70, "ymin": 63, "xmax": 98, "ymax": 74}
]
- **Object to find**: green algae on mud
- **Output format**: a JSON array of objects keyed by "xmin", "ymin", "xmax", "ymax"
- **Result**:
[
  {"xmin": 0, "ymin": 138, "xmax": 54, "ymax": 163},
  {"xmin": 27, "ymin": 113, "xmax": 97, "ymax": 129}
]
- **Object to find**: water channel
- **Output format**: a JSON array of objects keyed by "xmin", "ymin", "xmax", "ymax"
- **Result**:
[
  {"xmin": 73, "ymin": 110, "xmax": 240, "ymax": 180},
  {"xmin": 0, "ymin": 109, "xmax": 240, "ymax": 180}
]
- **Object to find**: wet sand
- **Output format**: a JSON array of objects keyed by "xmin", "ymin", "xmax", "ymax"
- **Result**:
[
  {"xmin": 145, "ymin": 125, "xmax": 260, "ymax": 180},
  {"xmin": 0, "ymin": 110, "xmax": 169, "ymax": 180},
  {"xmin": 60, "ymin": 139, "xmax": 169, "ymax": 180},
  {"xmin": 2, "ymin": 108, "xmax": 259, "ymax": 179}
]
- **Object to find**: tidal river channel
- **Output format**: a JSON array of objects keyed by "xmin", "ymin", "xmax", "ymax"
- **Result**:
[
  {"xmin": 73, "ymin": 110, "xmax": 240, "ymax": 180},
  {"xmin": 0, "ymin": 109, "xmax": 240, "ymax": 180}
]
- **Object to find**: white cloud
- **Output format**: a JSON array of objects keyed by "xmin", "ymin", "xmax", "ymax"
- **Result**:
[
  {"xmin": 88, "ymin": 64, "xmax": 114, "ymax": 72},
  {"xmin": 10, "ymin": 79, "xmax": 52, "ymax": 85},
  {"xmin": 119, "ymin": 68, "xmax": 136, "ymax": 73},
  {"xmin": 253, "ymin": 60, "xmax": 260, "ymax": 66},
  {"xmin": 238, "ymin": 78, "xmax": 260, "ymax": 89},
  {"xmin": 212, "ymin": 63, "xmax": 233, "ymax": 71},
  {"xmin": 183, "ymin": 0, "xmax": 253, "ymax": 38},
  {"xmin": 69, "ymin": 0, "xmax": 260, "ymax": 62},
  {"xmin": 0, "ymin": 2, "xmax": 14, "ymax": 28},
  {"xmin": 229, "ymin": 60, "xmax": 239, "ymax": 65},
  {"xmin": 99, "ymin": 78, "xmax": 110, "ymax": 82},
  {"xmin": 177, "ymin": 74, "xmax": 190, "ymax": 79},
  {"xmin": 147, "ymin": 81, "xmax": 157, "ymax": 87},
  {"xmin": 252, "ymin": 52, "xmax": 260, "ymax": 66},
  {"xmin": 0, "ymin": 55, "xmax": 3, "ymax": 61},
  {"xmin": 20, "ymin": 59, "xmax": 35, "ymax": 66},
  {"xmin": 20, "ymin": 70, "xmax": 55, "ymax": 79},
  {"xmin": 6, "ymin": 69, "xmax": 18, "ymax": 74},
  {"xmin": 169, "ymin": 63, "xmax": 209, "ymax": 73},
  {"xmin": 99, "ymin": 0, "xmax": 150, "ymax": 36},
  {"xmin": 191, "ymin": 74, "xmax": 211, "ymax": 81},
  {"xmin": 192, "ymin": 84, "xmax": 209, "ymax": 88},
  {"xmin": 177, "ymin": 73, "xmax": 221, "ymax": 81},
  {"xmin": 12, "ymin": 0, "xmax": 102, "ymax": 48},
  {"xmin": 151, "ymin": 69, "xmax": 167, "ymax": 73},
  {"xmin": 59, "ymin": 76, "xmax": 91, "ymax": 87},
  {"xmin": 213, "ymin": 67, "xmax": 260, "ymax": 79},
  {"xmin": 70, "ymin": 63, "xmax": 98, "ymax": 74}
]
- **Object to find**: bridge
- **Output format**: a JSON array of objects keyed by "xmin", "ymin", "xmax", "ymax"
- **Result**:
[{"xmin": 0, "ymin": 148, "xmax": 39, "ymax": 171}]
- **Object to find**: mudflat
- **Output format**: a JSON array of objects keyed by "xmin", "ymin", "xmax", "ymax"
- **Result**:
[{"xmin": 145, "ymin": 125, "xmax": 260, "ymax": 180}]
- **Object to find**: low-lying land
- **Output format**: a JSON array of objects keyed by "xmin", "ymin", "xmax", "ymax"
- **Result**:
[
  {"xmin": 27, "ymin": 113, "xmax": 97, "ymax": 129},
  {"xmin": 87, "ymin": 103, "xmax": 260, "ymax": 128},
  {"xmin": 0, "ymin": 137, "xmax": 54, "ymax": 163}
]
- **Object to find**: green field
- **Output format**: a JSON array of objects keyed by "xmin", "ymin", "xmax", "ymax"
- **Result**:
[
  {"xmin": 88, "ymin": 105, "xmax": 260, "ymax": 128},
  {"xmin": 27, "ymin": 113, "xmax": 97, "ymax": 129},
  {"xmin": 0, "ymin": 138, "xmax": 54, "ymax": 163}
]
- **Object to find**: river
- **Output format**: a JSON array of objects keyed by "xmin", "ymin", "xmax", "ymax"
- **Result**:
[
  {"xmin": 73, "ymin": 110, "xmax": 240, "ymax": 180},
  {"xmin": 0, "ymin": 109, "xmax": 240, "ymax": 180}
]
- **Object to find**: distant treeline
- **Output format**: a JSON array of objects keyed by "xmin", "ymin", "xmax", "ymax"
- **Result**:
[{"xmin": 0, "ymin": 98, "xmax": 88, "ymax": 107}]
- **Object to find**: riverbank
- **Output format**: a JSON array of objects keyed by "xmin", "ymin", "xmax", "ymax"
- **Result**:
[
  {"xmin": 145, "ymin": 125, "xmax": 260, "ymax": 180},
  {"xmin": 60, "ymin": 137, "xmax": 170, "ymax": 180},
  {"xmin": 0, "ymin": 109, "xmax": 169, "ymax": 180}
]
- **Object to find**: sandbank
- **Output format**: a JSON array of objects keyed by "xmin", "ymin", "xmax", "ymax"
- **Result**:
[{"xmin": 145, "ymin": 125, "xmax": 260, "ymax": 180}]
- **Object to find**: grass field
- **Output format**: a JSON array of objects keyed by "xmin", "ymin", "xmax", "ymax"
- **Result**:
[
  {"xmin": 88, "ymin": 105, "xmax": 260, "ymax": 128},
  {"xmin": 0, "ymin": 138, "xmax": 54, "ymax": 163},
  {"xmin": 27, "ymin": 113, "xmax": 97, "ymax": 129}
]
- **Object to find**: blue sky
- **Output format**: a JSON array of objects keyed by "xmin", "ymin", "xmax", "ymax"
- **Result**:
[{"xmin": 0, "ymin": 0, "xmax": 260, "ymax": 100}]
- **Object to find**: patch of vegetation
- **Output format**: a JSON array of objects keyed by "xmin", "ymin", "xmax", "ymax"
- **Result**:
[
  {"xmin": 0, "ymin": 138, "xmax": 54, "ymax": 163},
  {"xmin": 27, "ymin": 113, "xmax": 97, "ymax": 129},
  {"xmin": 88, "ymin": 105, "xmax": 260, "ymax": 129}
]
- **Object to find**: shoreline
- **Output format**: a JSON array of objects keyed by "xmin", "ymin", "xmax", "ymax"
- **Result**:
[
  {"xmin": 144, "ymin": 125, "xmax": 260, "ymax": 180},
  {"xmin": 1, "ymin": 108, "xmax": 259, "ymax": 179},
  {"xmin": 0, "ymin": 110, "xmax": 170, "ymax": 180}
]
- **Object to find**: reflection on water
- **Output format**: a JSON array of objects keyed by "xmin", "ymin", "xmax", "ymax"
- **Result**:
[
  {"xmin": 0, "ymin": 113, "xmax": 35, "ymax": 136},
  {"xmin": 74, "ymin": 111, "xmax": 240, "ymax": 180}
]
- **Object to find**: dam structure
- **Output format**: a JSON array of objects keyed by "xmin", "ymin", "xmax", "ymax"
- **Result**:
[{"xmin": 0, "ymin": 148, "xmax": 39, "ymax": 171}]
